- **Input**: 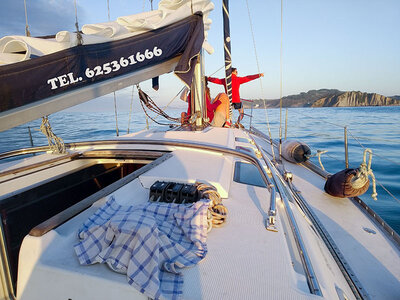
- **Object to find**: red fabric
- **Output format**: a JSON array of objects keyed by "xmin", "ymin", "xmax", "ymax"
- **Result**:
[
  {"xmin": 207, "ymin": 73, "xmax": 261, "ymax": 103},
  {"xmin": 186, "ymin": 92, "xmax": 221, "ymax": 122}
]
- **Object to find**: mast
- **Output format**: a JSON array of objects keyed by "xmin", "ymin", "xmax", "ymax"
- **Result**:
[
  {"xmin": 191, "ymin": 51, "xmax": 206, "ymax": 129},
  {"xmin": 222, "ymin": 0, "xmax": 233, "ymax": 122}
]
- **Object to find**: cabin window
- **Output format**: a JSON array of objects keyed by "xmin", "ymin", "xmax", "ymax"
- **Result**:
[{"xmin": 233, "ymin": 161, "xmax": 267, "ymax": 188}]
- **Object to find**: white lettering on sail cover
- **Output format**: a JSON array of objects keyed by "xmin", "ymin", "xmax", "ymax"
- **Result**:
[{"xmin": 47, "ymin": 47, "xmax": 163, "ymax": 90}]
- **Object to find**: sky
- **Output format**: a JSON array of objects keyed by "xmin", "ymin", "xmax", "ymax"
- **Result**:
[{"xmin": 1, "ymin": 0, "xmax": 399, "ymax": 111}]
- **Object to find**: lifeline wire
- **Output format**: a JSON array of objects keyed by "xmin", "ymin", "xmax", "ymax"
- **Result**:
[
  {"xmin": 347, "ymin": 129, "xmax": 400, "ymax": 167},
  {"xmin": 289, "ymin": 122, "xmax": 398, "ymax": 203}
]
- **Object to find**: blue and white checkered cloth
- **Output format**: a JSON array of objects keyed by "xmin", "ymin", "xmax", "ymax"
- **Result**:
[{"xmin": 74, "ymin": 196, "xmax": 210, "ymax": 300}]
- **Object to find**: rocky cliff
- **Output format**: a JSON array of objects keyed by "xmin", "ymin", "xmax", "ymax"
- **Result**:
[
  {"xmin": 246, "ymin": 89, "xmax": 400, "ymax": 108},
  {"xmin": 312, "ymin": 91, "xmax": 400, "ymax": 107}
]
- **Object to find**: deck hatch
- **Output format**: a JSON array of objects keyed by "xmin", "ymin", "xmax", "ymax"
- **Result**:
[
  {"xmin": 233, "ymin": 161, "xmax": 267, "ymax": 188},
  {"xmin": 0, "ymin": 150, "xmax": 169, "ymax": 295}
]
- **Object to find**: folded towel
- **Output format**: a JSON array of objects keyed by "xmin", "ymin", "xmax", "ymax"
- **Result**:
[{"xmin": 75, "ymin": 196, "xmax": 210, "ymax": 300}]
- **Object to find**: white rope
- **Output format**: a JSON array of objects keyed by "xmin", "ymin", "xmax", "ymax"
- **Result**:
[
  {"xmin": 38, "ymin": 116, "xmax": 66, "ymax": 154},
  {"xmin": 197, "ymin": 183, "xmax": 227, "ymax": 232},
  {"xmin": 354, "ymin": 149, "xmax": 377, "ymax": 200}
]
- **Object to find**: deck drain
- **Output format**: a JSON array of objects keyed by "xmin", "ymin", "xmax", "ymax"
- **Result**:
[{"xmin": 363, "ymin": 227, "xmax": 376, "ymax": 234}]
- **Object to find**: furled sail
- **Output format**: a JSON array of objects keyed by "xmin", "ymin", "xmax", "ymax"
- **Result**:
[
  {"xmin": 0, "ymin": 0, "xmax": 214, "ymax": 131},
  {"xmin": 222, "ymin": 0, "xmax": 233, "ymax": 121}
]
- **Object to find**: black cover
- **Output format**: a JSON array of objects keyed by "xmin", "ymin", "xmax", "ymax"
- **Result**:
[
  {"xmin": 324, "ymin": 168, "xmax": 370, "ymax": 198},
  {"xmin": 0, "ymin": 14, "xmax": 204, "ymax": 113}
]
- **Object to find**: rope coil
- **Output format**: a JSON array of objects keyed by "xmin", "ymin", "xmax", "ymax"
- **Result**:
[
  {"xmin": 197, "ymin": 183, "xmax": 227, "ymax": 232},
  {"xmin": 352, "ymin": 149, "xmax": 377, "ymax": 200}
]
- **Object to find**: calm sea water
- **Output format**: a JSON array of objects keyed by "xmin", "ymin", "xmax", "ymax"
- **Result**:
[{"xmin": 1, "ymin": 106, "xmax": 399, "ymax": 233}]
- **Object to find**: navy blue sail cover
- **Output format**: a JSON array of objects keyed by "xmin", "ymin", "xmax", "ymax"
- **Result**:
[{"xmin": 0, "ymin": 13, "xmax": 204, "ymax": 113}]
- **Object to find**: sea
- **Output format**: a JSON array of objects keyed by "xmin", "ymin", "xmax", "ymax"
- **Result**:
[{"xmin": 1, "ymin": 106, "xmax": 399, "ymax": 234}]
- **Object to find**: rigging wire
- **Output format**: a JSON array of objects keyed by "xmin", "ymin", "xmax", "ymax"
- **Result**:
[
  {"xmin": 23, "ymin": 0, "xmax": 31, "ymax": 36},
  {"xmin": 278, "ymin": 0, "xmax": 284, "ymax": 158},
  {"xmin": 375, "ymin": 178, "xmax": 400, "ymax": 205},
  {"xmin": 127, "ymin": 85, "xmax": 135, "ymax": 134},
  {"xmin": 245, "ymin": 0, "xmax": 276, "ymax": 161},
  {"xmin": 284, "ymin": 108, "xmax": 288, "ymax": 140},
  {"xmin": 148, "ymin": 65, "xmax": 224, "ymax": 126},
  {"xmin": 107, "ymin": 0, "xmax": 111, "ymax": 20},
  {"xmin": 244, "ymin": 0, "xmax": 262, "ymax": 128},
  {"xmin": 73, "ymin": 0, "xmax": 83, "ymax": 45},
  {"xmin": 347, "ymin": 129, "xmax": 400, "ymax": 167},
  {"xmin": 137, "ymin": 85, "xmax": 180, "ymax": 126},
  {"xmin": 113, "ymin": 91, "xmax": 119, "ymax": 136},
  {"xmin": 106, "ymin": 0, "xmax": 121, "ymax": 136}
]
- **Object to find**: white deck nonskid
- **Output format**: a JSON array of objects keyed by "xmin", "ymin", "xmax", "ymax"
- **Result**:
[
  {"xmin": 254, "ymin": 133, "xmax": 400, "ymax": 299},
  {"xmin": 11, "ymin": 128, "xmax": 400, "ymax": 299},
  {"xmin": 283, "ymin": 161, "xmax": 400, "ymax": 299}
]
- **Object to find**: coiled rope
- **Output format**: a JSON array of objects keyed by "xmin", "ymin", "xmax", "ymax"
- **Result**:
[
  {"xmin": 353, "ymin": 149, "xmax": 377, "ymax": 200},
  {"xmin": 197, "ymin": 183, "xmax": 228, "ymax": 232}
]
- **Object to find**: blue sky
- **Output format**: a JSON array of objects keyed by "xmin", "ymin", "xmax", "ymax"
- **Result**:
[{"xmin": 1, "ymin": 0, "xmax": 399, "ymax": 111}]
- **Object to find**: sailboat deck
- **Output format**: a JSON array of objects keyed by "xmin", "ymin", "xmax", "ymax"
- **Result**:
[
  {"xmin": 255, "ymin": 134, "xmax": 400, "ymax": 299},
  {"xmin": 4, "ymin": 127, "xmax": 399, "ymax": 299},
  {"xmin": 14, "ymin": 128, "xmax": 321, "ymax": 299},
  {"xmin": 283, "ymin": 161, "xmax": 400, "ymax": 299}
]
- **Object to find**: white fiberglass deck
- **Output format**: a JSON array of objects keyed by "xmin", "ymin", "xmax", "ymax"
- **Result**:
[{"xmin": 13, "ymin": 127, "xmax": 399, "ymax": 299}]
